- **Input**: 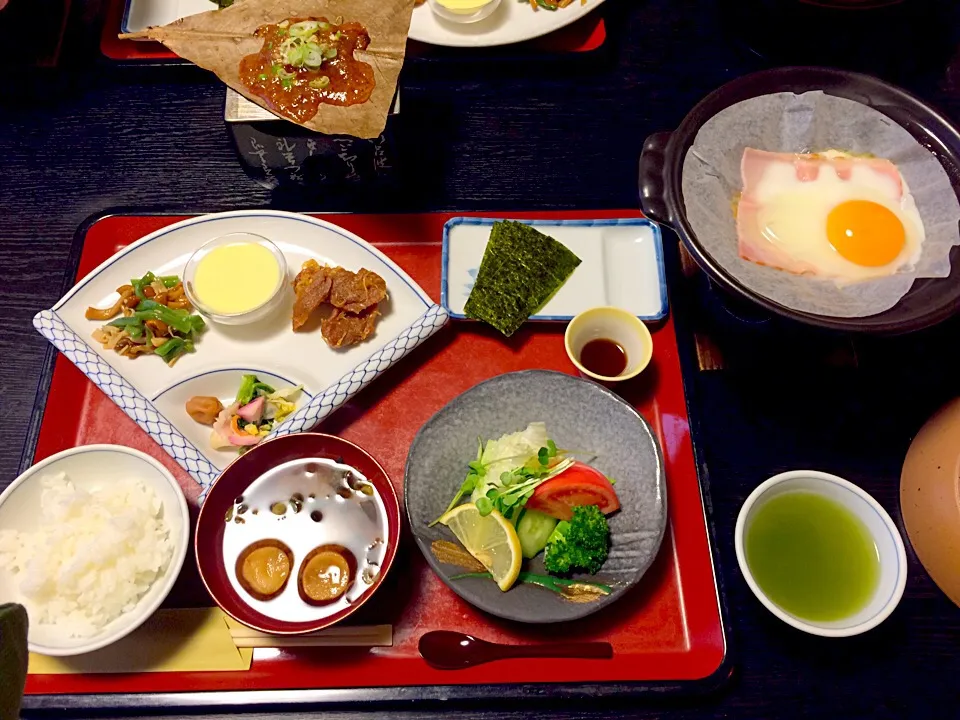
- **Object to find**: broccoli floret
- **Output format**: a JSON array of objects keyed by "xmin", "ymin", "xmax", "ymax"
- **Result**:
[{"xmin": 542, "ymin": 505, "xmax": 610, "ymax": 575}]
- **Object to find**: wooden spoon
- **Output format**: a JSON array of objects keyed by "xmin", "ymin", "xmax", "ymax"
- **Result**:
[{"xmin": 418, "ymin": 630, "xmax": 613, "ymax": 670}]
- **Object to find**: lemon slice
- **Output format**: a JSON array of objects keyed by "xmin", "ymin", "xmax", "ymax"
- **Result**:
[{"xmin": 439, "ymin": 503, "xmax": 522, "ymax": 591}]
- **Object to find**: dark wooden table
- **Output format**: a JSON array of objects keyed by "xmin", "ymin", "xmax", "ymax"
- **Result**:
[{"xmin": 4, "ymin": 0, "xmax": 960, "ymax": 717}]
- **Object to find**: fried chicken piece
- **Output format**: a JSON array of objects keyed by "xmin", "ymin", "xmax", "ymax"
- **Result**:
[
  {"xmin": 321, "ymin": 305, "xmax": 381, "ymax": 348},
  {"xmin": 292, "ymin": 260, "xmax": 333, "ymax": 331},
  {"xmin": 294, "ymin": 259, "xmax": 321, "ymax": 294},
  {"xmin": 328, "ymin": 267, "xmax": 387, "ymax": 314},
  {"xmin": 292, "ymin": 259, "xmax": 387, "ymax": 341}
]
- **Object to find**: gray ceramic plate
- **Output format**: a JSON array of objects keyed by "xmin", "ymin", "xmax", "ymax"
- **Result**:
[{"xmin": 404, "ymin": 370, "xmax": 667, "ymax": 624}]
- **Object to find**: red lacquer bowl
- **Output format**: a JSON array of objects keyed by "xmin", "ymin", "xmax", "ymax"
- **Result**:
[{"xmin": 195, "ymin": 433, "xmax": 401, "ymax": 634}]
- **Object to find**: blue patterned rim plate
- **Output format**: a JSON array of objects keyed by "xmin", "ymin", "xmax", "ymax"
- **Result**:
[
  {"xmin": 441, "ymin": 217, "xmax": 668, "ymax": 324},
  {"xmin": 34, "ymin": 210, "xmax": 448, "ymax": 497}
]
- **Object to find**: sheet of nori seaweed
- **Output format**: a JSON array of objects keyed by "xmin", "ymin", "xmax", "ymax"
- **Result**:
[{"xmin": 463, "ymin": 221, "xmax": 582, "ymax": 336}]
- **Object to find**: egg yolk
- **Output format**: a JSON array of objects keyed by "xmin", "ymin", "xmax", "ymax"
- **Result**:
[{"xmin": 826, "ymin": 200, "xmax": 906, "ymax": 267}]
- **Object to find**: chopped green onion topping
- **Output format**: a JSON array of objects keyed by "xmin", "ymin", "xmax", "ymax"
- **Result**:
[
  {"xmin": 309, "ymin": 76, "xmax": 331, "ymax": 90},
  {"xmin": 288, "ymin": 44, "xmax": 309, "ymax": 66},
  {"xmin": 289, "ymin": 20, "xmax": 320, "ymax": 37},
  {"xmin": 303, "ymin": 45, "xmax": 326, "ymax": 67},
  {"xmin": 271, "ymin": 63, "xmax": 295, "ymax": 80}
]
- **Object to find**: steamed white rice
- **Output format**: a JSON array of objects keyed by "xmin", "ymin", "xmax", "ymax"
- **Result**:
[{"xmin": 0, "ymin": 471, "xmax": 173, "ymax": 638}]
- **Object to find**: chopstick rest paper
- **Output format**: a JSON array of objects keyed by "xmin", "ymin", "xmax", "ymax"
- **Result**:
[{"xmin": 28, "ymin": 608, "xmax": 252, "ymax": 675}]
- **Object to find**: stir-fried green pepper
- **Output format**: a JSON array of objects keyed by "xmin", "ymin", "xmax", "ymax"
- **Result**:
[
  {"xmin": 107, "ymin": 317, "xmax": 143, "ymax": 329},
  {"xmin": 154, "ymin": 337, "xmax": 195, "ymax": 363},
  {"xmin": 134, "ymin": 300, "xmax": 206, "ymax": 335},
  {"xmin": 94, "ymin": 271, "xmax": 204, "ymax": 365},
  {"xmin": 131, "ymin": 271, "xmax": 157, "ymax": 300}
]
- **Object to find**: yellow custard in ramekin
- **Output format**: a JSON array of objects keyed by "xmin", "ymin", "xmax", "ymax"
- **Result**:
[
  {"xmin": 428, "ymin": 0, "xmax": 501, "ymax": 22},
  {"xmin": 183, "ymin": 232, "xmax": 287, "ymax": 325}
]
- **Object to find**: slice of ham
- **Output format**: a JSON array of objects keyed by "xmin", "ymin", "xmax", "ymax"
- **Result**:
[
  {"xmin": 736, "ymin": 149, "xmax": 903, "ymax": 274},
  {"xmin": 740, "ymin": 149, "xmax": 903, "ymax": 191}
]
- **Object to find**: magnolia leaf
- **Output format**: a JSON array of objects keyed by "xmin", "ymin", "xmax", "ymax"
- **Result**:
[{"xmin": 121, "ymin": 0, "xmax": 414, "ymax": 138}]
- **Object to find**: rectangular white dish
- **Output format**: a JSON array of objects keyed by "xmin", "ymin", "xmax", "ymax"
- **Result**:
[{"xmin": 441, "ymin": 217, "xmax": 667, "ymax": 323}]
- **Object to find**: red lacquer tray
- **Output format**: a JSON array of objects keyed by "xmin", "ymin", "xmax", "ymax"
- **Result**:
[{"xmin": 20, "ymin": 210, "xmax": 729, "ymax": 711}]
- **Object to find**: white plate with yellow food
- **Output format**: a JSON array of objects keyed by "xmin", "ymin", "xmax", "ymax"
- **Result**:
[
  {"xmin": 33, "ymin": 211, "xmax": 448, "ymax": 492},
  {"xmin": 0, "ymin": 445, "xmax": 189, "ymax": 655},
  {"xmin": 410, "ymin": 0, "xmax": 604, "ymax": 47}
]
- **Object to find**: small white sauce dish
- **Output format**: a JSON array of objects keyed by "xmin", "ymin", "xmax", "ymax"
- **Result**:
[
  {"xmin": 0, "ymin": 445, "xmax": 189, "ymax": 656},
  {"xmin": 564, "ymin": 306, "xmax": 654, "ymax": 383},
  {"xmin": 735, "ymin": 470, "xmax": 907, "ymax": 638},
  {"xmin": 427, "ymin": 0, "xmax": 501, "ymax": 24},
  {"xmin": 183, "ymin": 232, "xmax": 288, "ymax": 326}
]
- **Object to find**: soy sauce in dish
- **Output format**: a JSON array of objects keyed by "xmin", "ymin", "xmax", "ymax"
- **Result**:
[
  {"xmin": 222, "ymin": 457, "xmax": 388, "ymax": 623},
  {"xmin": 579, "ymin": 338, "xmax": 627, "ymax": 377}
]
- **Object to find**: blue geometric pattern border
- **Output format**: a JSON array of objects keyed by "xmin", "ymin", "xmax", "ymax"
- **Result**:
[
  {"xmin": 32, "ymin": 310, "xmax": 221, "ymax": 492},
  {"xmin": 267, "ymin": 304, "xmax": 450, "ymax": 439},
  {"xmin": 33, "ymin": 304, "xmax": 449, "ymax": 501}
]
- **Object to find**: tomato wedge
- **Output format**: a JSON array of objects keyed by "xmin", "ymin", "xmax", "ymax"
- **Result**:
[{"xmin": 525, "ymin": 462, "xmax": 620, "ymax": 521}]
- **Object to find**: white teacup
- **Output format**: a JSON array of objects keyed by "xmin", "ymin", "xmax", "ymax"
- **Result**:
[{"xmin": 735, "ymin": 470, "xmax": 907, "ymax": 637}]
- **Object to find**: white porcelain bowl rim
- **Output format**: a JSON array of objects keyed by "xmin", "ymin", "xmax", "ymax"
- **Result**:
[
  {"xmin": 0, "ymin": 444, "xmax": 190, "ymax": 656},
  {"xmin": 734, "ymin": 469, "xmax": 907, "ymax": 638}
]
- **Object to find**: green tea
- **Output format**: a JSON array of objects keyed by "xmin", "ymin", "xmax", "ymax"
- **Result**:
[{"xmin": 745, "ymin": 491, "xmax": 880, "ymax": 622}]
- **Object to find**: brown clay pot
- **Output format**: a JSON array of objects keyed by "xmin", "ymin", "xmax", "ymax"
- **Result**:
[{"xmin": 900, "ymin": 397, "xmax": 960, "ymax": 608}]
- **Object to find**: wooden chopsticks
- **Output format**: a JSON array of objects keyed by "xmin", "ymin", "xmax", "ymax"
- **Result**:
[{"xmin": 229, "ymin": 624, "xmax": 393, "ymax": 648}]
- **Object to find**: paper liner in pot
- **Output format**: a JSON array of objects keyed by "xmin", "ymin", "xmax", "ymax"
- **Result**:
[{"xmin": 681, "ymin": 91, "xmax": 960, "ymax": 318}]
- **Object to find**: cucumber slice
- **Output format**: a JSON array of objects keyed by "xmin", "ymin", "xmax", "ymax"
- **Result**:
[{"xmin": 516, "ymin": 509, "xmax": 558, "ymax": 559}]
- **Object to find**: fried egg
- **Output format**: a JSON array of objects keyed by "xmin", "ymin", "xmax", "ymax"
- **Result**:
[{"xmin": 736, "ymin": 148, "xmax": 925, "ymax": 283}]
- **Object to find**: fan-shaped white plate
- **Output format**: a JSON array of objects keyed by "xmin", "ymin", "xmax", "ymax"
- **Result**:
[
  {"xmin": 121, "ymin": 0, "xmax": 605, "ymax": 48},
  {"xmin": 34, "ymin": 211, "xmax": 448, "ymax": 494}
]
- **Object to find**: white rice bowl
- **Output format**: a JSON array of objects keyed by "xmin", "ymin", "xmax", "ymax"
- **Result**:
[{"xmin": 0, "ymin": 445, "xmax": 188, "ymax": 656}]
